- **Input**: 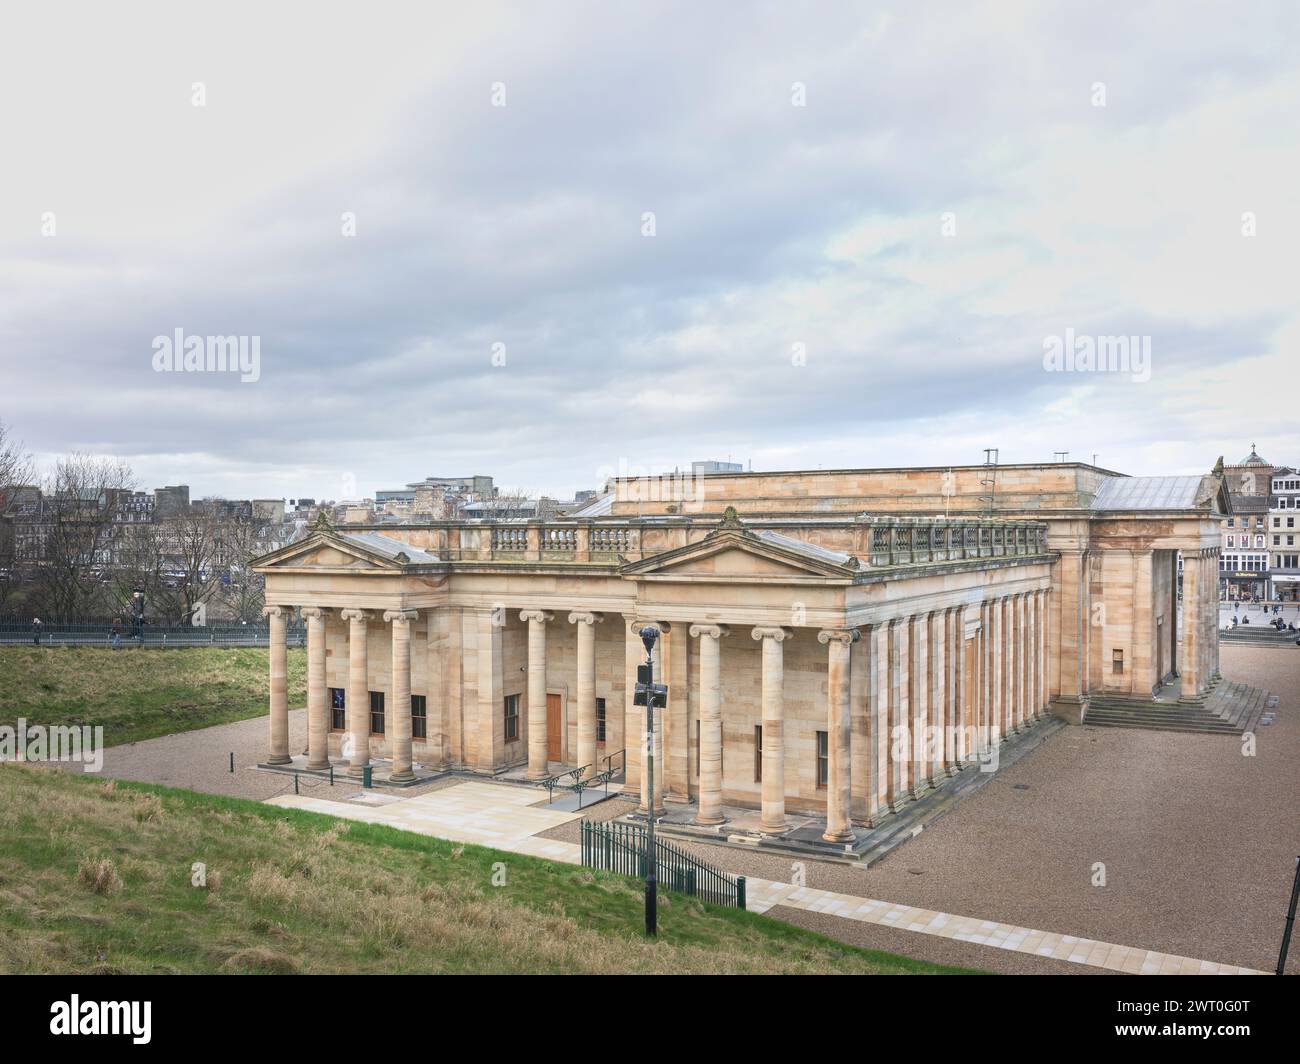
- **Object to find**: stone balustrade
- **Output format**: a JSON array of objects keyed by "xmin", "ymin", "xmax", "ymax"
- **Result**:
[{"xmin": 340, "ymin": 515, "xmax": 1048, "ymax": 569}]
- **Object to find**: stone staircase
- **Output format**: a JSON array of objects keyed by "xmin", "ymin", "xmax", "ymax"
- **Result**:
[
  {"xmin": 1220, "ymin": 626, "xmax": 1298, "ymax": 648},
  {"xmin": 1084, "ymin": 680, "xmax": 1271, "ymax": 735}
]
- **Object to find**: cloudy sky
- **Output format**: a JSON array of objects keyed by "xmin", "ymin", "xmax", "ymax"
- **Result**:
[{"xmin": 3, "ymin": 0, "xmax": 1298, "ymax": 501}]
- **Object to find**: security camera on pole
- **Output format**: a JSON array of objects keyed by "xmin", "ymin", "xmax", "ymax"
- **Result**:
[{"xmin": 633, "ymin": 625, "xmax": 668, "ymax": 937}]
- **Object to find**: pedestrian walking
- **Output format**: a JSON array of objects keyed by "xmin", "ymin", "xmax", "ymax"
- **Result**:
[
  {"xmin": 31, "ymin": 617, "xmax": 42, "ymax": 645},
  {"xmin": 110, "ymin": 617, "xmax": 124, "ymax": 650}
]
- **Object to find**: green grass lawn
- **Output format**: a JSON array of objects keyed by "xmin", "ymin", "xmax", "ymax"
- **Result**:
[
  {"xmin": 0, "ymin": 764, "xmax": 978, "ymax": 975},
  {"xmin": 0, "ymin": 646, "xmax": 305, "ymax": 747}
]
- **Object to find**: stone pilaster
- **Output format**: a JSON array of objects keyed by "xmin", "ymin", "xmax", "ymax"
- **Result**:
[
  {"xmin": 302, "ymin": 606, "xmax": 329, "ymax": 769},
  {"xmin": 752, "ymin": 626, "xmax": 791, "ymax": 833},
  {"xmin": 520, "ymin": 610, "xmax": 554, "ymax": 780},
  {"xmin": 819, "ymin": 628, "xmax": 858, "ymax": 843},
  {"xmin": 340, "ymin": 608, "xmax": 370, "ymax": 777},
  {"xmin": 990, "ymin": 598, "xmax": 1005, "ymax": 744},
  {"xmin": 384, "ymin": 609, "xmax": 418, "ymax": 781},
  {"xmin": 689, "ymin": 623, "xmax": 728, "ymax": 825},
  {"xmin": 263, "ymin": 606, "xmax": 291, "ymax": 765}
]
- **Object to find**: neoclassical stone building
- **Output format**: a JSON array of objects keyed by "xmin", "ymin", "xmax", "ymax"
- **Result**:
[{"xmin": 253, "ymin": 460, "xmax": 1227, "ymax": 838}]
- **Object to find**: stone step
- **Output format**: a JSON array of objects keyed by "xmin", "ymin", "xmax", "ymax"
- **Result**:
[
  {"xmin": 1084, "ymin": 718, "xmax": 1245, "ymax": 735},
  {"xmin": 1086, "ymin": 707, "xmax": 1237, "ymax": 723}
]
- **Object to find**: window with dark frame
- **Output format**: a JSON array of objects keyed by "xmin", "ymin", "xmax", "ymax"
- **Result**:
[
  {"xmin": 596, "ymin": 697, "xmax": 606, "ymax": 743},
  {"xmin": 1112, "ymin": 649, "xmax": 1124, "ymax": 675},
  {"xmin": 816, "ymin": 730, "xmax": 829, "ymax": 788},
  {"xmin": 754, "ymin": 725, "xmax": 763, "ymax": 782},
  {"xmin": 370, "ymin": 690, "xmax": 385, "ymax": 735},
  {"xmin": 504, "ymin": 694, "xmax": 520, "ymax": 741},
  {"xmin": 329, "ymin": 687, "xmax": 346, "ymax": 730},
  {"xmin": 411, "ymin": 694, "xmax": 426, "ymax": 739}
]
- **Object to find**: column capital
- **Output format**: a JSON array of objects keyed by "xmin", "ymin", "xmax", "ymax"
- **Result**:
[
  {"xmin": 520, "ymin": 609, "xmax": 554, "ymax": 624},
  {"xmin": 689, "ymin": 623, "xmax": 730, "ymax": 639},
  {"xmin": 751, "ymin": 626, "xmax": 792, "ymax": 642},
  {"xmin": 339, "ymin": 608, "xmax": 369, "ymax": 622},
  {"xmin": 262, "ymin": 605, "xmax": 286, "ymax": 619},
  {"xmin": 817, "ymin": 627, "xmax": 860, "ymax": 646},
  {"xmin": 383, "ymin": 609, "xmax": 419, "ymax": 624},
  {"xmin": 568, "ymin": 610, "xmax": 604, "ymax": 626},
  {"xmin": 301, "ymin": 606, "xmax": 324, "ymax": 620}
]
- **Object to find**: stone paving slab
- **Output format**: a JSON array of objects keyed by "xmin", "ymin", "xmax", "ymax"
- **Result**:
[{"xmin": 269, "ymin": 778, "xmax": 1262, "ymax": 975}]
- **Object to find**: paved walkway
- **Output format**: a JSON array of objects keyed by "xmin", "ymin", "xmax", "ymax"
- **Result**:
[{"xmin": 266, "ymin": 778, "xmax": 1263, "ymax": 975}]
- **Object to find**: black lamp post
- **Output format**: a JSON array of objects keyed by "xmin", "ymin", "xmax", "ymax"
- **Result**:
[{"xmin": 639, "ymin": 625, "xmax": 662, "ymax": 937}]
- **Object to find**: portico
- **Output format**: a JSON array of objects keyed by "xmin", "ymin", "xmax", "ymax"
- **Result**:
[{"xmin": 251, "ymin": 460, "xmax": 1228, "ymax": 849}]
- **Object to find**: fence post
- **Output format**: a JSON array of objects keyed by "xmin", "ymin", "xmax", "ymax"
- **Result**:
[{"xmin": 737, "ymin": 876, "xmax": 747, "ymax": 910}]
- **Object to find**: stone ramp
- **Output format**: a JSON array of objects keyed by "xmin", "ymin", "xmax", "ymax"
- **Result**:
[{"xmin": 1084, "ymin": 680, "xmax": 1271, "ymax": 735}]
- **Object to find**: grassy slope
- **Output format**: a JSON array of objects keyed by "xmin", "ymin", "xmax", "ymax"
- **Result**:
[
  {"xmin": 0, "ymin": 646, "xmax": 305, "ymax": 746},
  {"xmin": 0, "ymin": 764, "xmax": 977, "ymax": 975}
]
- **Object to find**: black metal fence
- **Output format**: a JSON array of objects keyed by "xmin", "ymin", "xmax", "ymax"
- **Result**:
[
  {"xmin": 0, "ymin": 622, "xmax": 306, "ymax": 648},
  {"xmin": 580, "ymin": 819, "xmax": 746, "ymax": 909}
]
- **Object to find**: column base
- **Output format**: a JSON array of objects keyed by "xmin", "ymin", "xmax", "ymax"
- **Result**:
[
  {"xmin": 821, "ymin": 828, "xmax": 856, "ymax": 844},
  {"xmin": 389, "ymin": 768, "xmax": 415, "ymax": 783},
  {"xmin": 267, "ymin": 753, "xmax": 292, "ymax": 766},
  {"xmin": 305, "ymin": 758, "xmax": 331, "ymax": 770},
  {"xmin": 346, "ymin": 762, "xmax": 368, "ymax": 779},
  {"xmin": 695, "ymin": 813, "xmax": 725, "ymax": 826}
]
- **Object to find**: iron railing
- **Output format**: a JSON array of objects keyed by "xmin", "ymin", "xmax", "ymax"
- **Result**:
[
  {"xmin": 580, "ymin": 819, "xmax": 746, "ymax": 909},
  {"xmin": 0, "ymin": 622, "xmax": 305, "ymax": 648}
]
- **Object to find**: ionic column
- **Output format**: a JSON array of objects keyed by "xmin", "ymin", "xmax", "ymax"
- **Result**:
[
  {"xmin": 927, "ymin": 610, "xmax": 945, "ymax": 785},
  {"xmin": 1180, "ymin": 553, "xmax": 1201, "ymax": 700},
  {"xmin": 1013, "ymin": 593, "xmax": 1026, "ymax": 731},
  {"xmin": 752, "ymin": 626, "xmax": 791, "ymax": 833},
  {"xmin": 689, "ymin": 623, "xmax": 728, "ymax": 825},
  {"xmin": 623, "ymin": 617, "xmax": 642, "ymax": 798},
  {"xmin": 340, "ymin": 609, "xmax": 370, "ymax": 778},
  {"xmin": 263, "ymin": 606, "xmax": 291, "ymax": 765},
  {"xmin": 302, "ymin": 607, "xmax": 329, "ymax": 769},
  {"xmin": 569, "ymin": 612, "xmax": 603, "ymax": 779},
  {"xmin": 819, "ymin": 628, "xmax": 858, "ymax": 843},
  {"xmin": 907, "ymin": 613, "xmax": 929, "ymax": 798},
  {"xmin": 886, "ymin": 617, "xmax": 909, "ymax": 811},
  {"xmin": 989, "ymin": 598, "xmax": 1005, "ymax": 744},
  {"xmin": 384, "ymin": 609, "xmax": 418, "ymax": 781},
  {"xmin": 520, "ymin": 610, "xmax": 553, "ymax": 779},
  {"xmin": 949, "ymin": 606, "xmax": 967, "ymax": 770}
]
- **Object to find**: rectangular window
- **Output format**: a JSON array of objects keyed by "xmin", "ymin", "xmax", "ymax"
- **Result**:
[
  {"xmin": 596, "ymin": 697, "xmax": 606, "ymax": 743},
  {"xmin": 411, "ymin": 694, "xmax": 427, "ymax": 739},
  {"xmin": 1112, "ymin": 649, "xmax": 1124, "ymax": 675},
  {"xmin": 504, "ymin": 694, "xmax": 520, "ymax": 742},
  {"xmin": 370, "ymin": 690, "xmax": 385, "ymax": 735},
  {"xmin": 329, "ymin": 688, "xmax": 346, "ymax": 730},
  {"xmin": 754, "ymin": 725, "xmax": 763, "ymax": 782},
  {"xmin": 816, "ymin": 730, "xmax": 829, "ymax": 789}
]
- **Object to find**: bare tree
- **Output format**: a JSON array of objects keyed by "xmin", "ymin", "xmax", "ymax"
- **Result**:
[
  {"xmin": 0, "ymin": 420, "xmax": 34, "ymax": 615},
  {"xmin": 30, "ymin": 454, "xmax": 134, "ymax": 619}
]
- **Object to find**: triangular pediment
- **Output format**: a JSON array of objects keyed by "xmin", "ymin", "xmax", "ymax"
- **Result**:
[
  {"xmin": 252, "ymin": 531, "xmax": 411, "ymax": 572},
  {"xmin": 622, "ymin": 529, "xmax": 857, "ymax": 583}
]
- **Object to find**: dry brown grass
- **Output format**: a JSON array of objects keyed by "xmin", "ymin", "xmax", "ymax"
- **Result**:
[{"xmin": 0, "ymin": 763, "xmax": 972, "ymax": 975}]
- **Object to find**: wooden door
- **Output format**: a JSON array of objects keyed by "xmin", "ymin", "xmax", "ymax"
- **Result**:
[{"xmin": 546, "ymin": 693, "xmax": 562, "ymax": 762}]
